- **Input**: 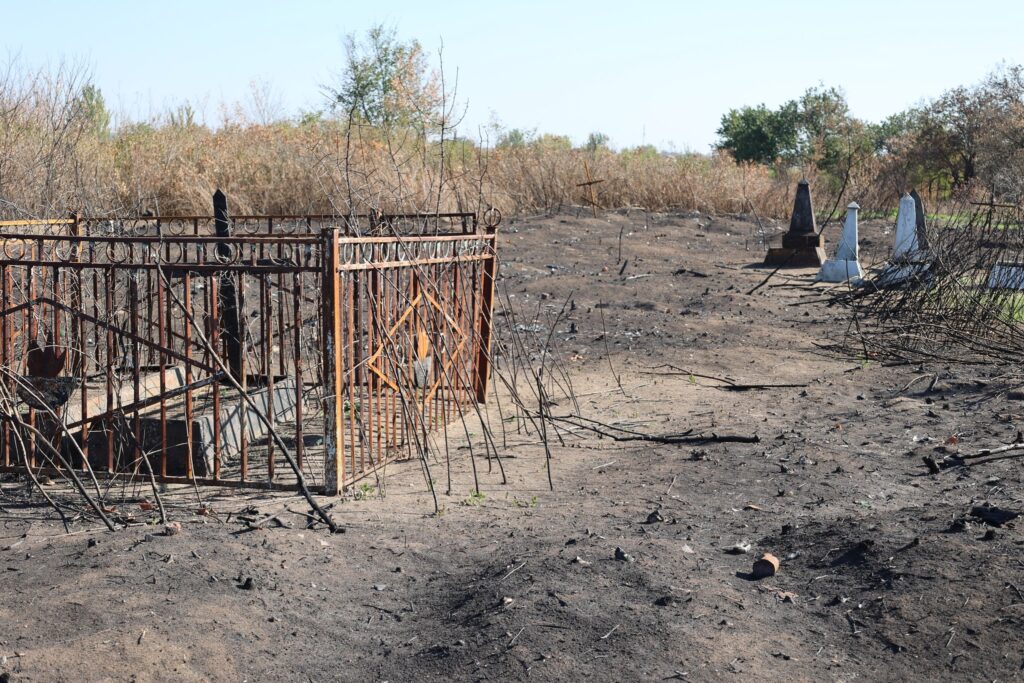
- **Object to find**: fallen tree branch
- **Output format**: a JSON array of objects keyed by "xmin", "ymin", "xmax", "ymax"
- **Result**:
[
  {"xmin": 546, "ymin": 413, "xmax": 759, "ymax": 444},
  {"xmin": 714, "ymin": 383, "xmax": 808, "ymax": 392},
  {"xmin": 641, "ymin": 365, "xmax": 806, "ymax": 391},
  {"xmin": 961, "ymin": 430, "xmax": 1024, "ymax": 460},
  {"xmin": 924, "ymin": 431, "xmax": 1024, "ymax": 473}
]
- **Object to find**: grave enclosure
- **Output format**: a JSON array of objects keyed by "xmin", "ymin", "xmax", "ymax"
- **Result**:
[{"xmin": 0, "ymin": 192, "xmax": 500, "ymax": 495}]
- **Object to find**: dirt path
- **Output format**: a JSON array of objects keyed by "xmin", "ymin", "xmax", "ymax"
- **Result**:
[{"xmin": 1, "ymin": 211, "xmax": 1023, "ymax": 682}]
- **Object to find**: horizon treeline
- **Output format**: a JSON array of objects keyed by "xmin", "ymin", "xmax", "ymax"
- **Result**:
[{"xmin": 2, "ymin": 28, "xmax": 1021, "ymax": 222}]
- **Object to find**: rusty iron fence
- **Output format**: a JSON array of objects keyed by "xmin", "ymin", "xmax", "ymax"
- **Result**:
[{"xmin": 0, "ymin": 195, "xmax": 498, "ymax": 495}]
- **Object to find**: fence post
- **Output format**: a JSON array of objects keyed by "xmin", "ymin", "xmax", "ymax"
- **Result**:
[
  {"xmin": 213, "ymin": 190, "xmax": 243, "ymax": 379},
  {"xmin": 68, "ymin": 211, "xmax": 82, "ymax": 377},
  {"xmin": 473, "ymin": 227, "xmax": 498, "ymax": 403},
  {"xmin": 323, "ymin": 228, "xmax": 344, "ymax": 494}
]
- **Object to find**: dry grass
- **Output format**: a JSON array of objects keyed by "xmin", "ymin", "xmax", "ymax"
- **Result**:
[
  {"xmin": 0, "ymin": 62, "xmax": 932, "ymax": 222},
  {"xmin": 3, "ymin": 122, "xmax": 804, "ymax": 220},
  {"xmin": 0, "ymin": 63, "xmax": 812, "ymax": 220}
]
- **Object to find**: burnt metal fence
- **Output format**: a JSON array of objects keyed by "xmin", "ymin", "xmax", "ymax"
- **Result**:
[{"xmin": 0, "ymin": 194, "xmax": 498, "ymax": 494}]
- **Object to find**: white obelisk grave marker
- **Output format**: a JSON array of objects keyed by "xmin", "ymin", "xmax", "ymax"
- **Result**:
[
  {"xmin": 892, "ymin": 192, "xmax": 920, "ymax": 259},
  {"xmin": 877, "ymin": 192, "xmax": 932, "ymax": 286},
  {"xmin": 818, "ymin": 202, "xmax": 863, "ymax": 283}
]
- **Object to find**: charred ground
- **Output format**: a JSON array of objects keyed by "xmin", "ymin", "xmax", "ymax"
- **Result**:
[{"xmin": 1, "ymin": 210, "xmax": 1022, "ymax": 682}]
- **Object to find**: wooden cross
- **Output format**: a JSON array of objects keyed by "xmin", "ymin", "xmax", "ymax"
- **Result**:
[{"xmin": 576, "ymin": 160, "xmax": 605, "ymax": 217}]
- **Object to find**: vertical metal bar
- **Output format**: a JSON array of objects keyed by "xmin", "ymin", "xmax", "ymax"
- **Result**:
[
  {"xmin": 155, "ymin": 265, "xmax": 167, "ymax": 477},
  {"xmin": 51, "ymin": 262, "xmax": 61, "ymax": 370},
  {"xmin": 292, "ymin": 270, "xmax": 304, "ymax": 470},
  {"xmin": 345, "ymin": 270, "xmax": 357, "ymax": 481},
  {"xmin": 263, "ymin": 274, "xmax": 275, "ymax": 482},
  {"xmin": 388, "ymin": 264, "xmax": 397, "ymax": 450},
  {"xmin": 105, "ymin": 266, "xmax": 115, "ymax": 473},
  {"xmin": 78, "ymin": 242, "xmax": 90, "ymax": 469},
  {"xmin": 67, "ymin": 215, "xmax": 85, "ymax": 468},
  {"xmin": 365, "ymin": 264, "xmax": 377, "ymax": 466},
  {"xmin": 214, "ymin": 190, "xmax": 243, "ymax": 379},
  {"xmin": 323, "ymin": 229, "xmax": 344, "ymax": 494},
  {"xmin": 459, "ymin": 262, "xmax": 468, "ymax": 420},
  {"xmin": 443, "ymin": 260, "xmax": 453, "ymax": 424},
  {"xmin": 406, "ymin": 269, "xmax": 418, "ymax": 457},
  {"xmin": 129, "ymin": 268, "xmax": 141, "ymax": 474},
  {"xmin": 238, "ymin": 267, "xmax": 248, "ymax": 482},
  {"xmin": 426, "ymin": 264, "xmax": 435, "ymax": 431},
  {"xmin": 277, "ymin": 252, "xmax": 286, "ymax": 378},
  {"xmin": 210, "ymin": 274, "xmax": 222, "ymax": 479},
  {"xmin": 145, "ymin": 265, "xmax": 154, "ymax": 366},
  {"xmin": 474, "ymin": 231, "xmax": 499, "ymax": 402},
  {"xmin": 25, "ymin": 246, "xmax": 37, "ymax": 467},
  {"xmin": 379, "ymin": 261, "xmax": 392, "ymax": 453},
  {"xmin": 351, "ymin": 265, "xmax": 364, "ymax": 473},
  {"xmin": 0, "ymin": 265, "xmax": 7, "ymax": 467},
  {"xmin": 458, "ymin": 258, "xmax": 467, "ymax": 417},
  {"xmin": 389, "ymin": 267, "xmax": 399, "ymax": 450},
  {"xmin": 371, "ymin": 264, "xmax": 382, "ymax": 460},
  {"xmin": 183, "ymin": 271, "xmax": 194, "ymax": 479}
]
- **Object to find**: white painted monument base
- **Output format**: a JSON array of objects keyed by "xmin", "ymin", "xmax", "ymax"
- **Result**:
[
  {"xmin": 875, "ymin": 261, "xmax": 932, "ymax": 288},
  {"xmin": 817, "ymin": 202, "xmax": 863, "ymax": 283},
  {"xmin": 818, "ymin": 259, "xmax": 864, "ymax": 283},
  {"xmin": 988, "ymin": 263, "xmax": 1024, "ymax": 290},
  {"xmin": 874, "ymin": 193, "xmax": 933, "ymax": 288}
]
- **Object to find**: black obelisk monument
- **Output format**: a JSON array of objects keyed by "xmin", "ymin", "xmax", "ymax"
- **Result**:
[{"xmin": 764, "ymin": 179, "xmax": 827, "ymax": 267}]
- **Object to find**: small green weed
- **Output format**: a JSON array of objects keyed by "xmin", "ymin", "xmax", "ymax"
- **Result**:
[
  {"xmin": 355, "ymin": 482, "xmax": 375, "ymax": 500},
  {"xmin": 463, "ymin": 490, "xmax": 486, "ymax": 505}
]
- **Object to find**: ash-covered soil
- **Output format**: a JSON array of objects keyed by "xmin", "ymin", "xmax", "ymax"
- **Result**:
[{"xmin": 1, "ymin": 209, "xmax": 1023, "ymax": 682}]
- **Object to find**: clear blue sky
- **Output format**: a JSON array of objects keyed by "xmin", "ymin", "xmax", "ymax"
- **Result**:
[{"xmin": 6, "ymin": 0, "xmax": 1024, "ymax": 151}]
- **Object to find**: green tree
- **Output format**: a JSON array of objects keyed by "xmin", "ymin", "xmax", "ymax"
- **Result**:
[
  {"xmin": 623, "ymin": 144, "xmax": 660, "ymax": 160},
  {"xmin": 584, "ymin": 131, "xmax": 610, "ymax": 153},
  {"xmin": 717, "ymin": 86, "xmax": 874, "ymax": 181},
  {"xmin": 326, "ymin": 24, "xmax": 439, "ymax": 129},
  {"xmin": 536, "ymin": 133, "xmax": 572, "ymax": 151},
  {"xmin": 716, "ymin": 102, "xmax": 800, "ymax": 164},
  {"xmin": 496, "ymin": 127, "xmax": 531, "ymax": 148},
  {"xmin": 168, "ymin": 103, "xmax": 198, "ymax": 129},
  {"xmin": 297, "ymin": 109, "xmax": 324, "ymax": 127},
  {"xmin": 73, "ymin": 84, "xmax": 111, "ymax": 138},
  {"xmin": 797, "ymin": 85, "xmax": 851, "ymax": 170},
  {"xmin": 869, "ymin": 109, "xmax": 921, "ymax": 155},
  {"xmin": 880, "ymin": 65, "xmax": 1024, "ymax": 195}
]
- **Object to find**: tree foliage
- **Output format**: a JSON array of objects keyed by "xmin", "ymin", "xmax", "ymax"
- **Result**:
[
  {"xmin": 584, "ymin": 131, "xmax": 610, "ymax": 153},
  {"xmin": 912, "ymin": 66, "xmax": 1024, "ymax": 193},
  {"xmin": 716, "ymin": 102, "xmax": 799, "ymax": 165},
  {"xmin": 73, "ymin": 84, "xmax": 110, "ymax": 139},
  {"xmin": 716, "ymin": 85, "xmax": 873, "ymax": 178},
  {"xmin": 326, "ymin": 24, "xmax": 440, "ymax": 129}
]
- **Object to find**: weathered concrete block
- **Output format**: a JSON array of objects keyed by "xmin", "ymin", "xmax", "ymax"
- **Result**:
[
  {"xmin": 819, "ymin": 259, "xmax": 863, "ymax": 283},
  {"xmin": 62, "ymin": 367, "xmax": 187, "ymax": 425},
  {"xmin": 764, "ymin": 246, "xmax": 827, "ymax": 267},
  {"xmin": 81, "ymin": 377, "xmax": 298, "ymax": 477},
  {"xmin": 85, "ymin": 417, "xmax": 203, "ymax": 476},
  {"xmin": 988, "ymin": 263, "xmax": 1024, "ymax": 289},
  {"xmin": 193, "ymin": 377, "xmax": 298, "ymax": 469}
]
